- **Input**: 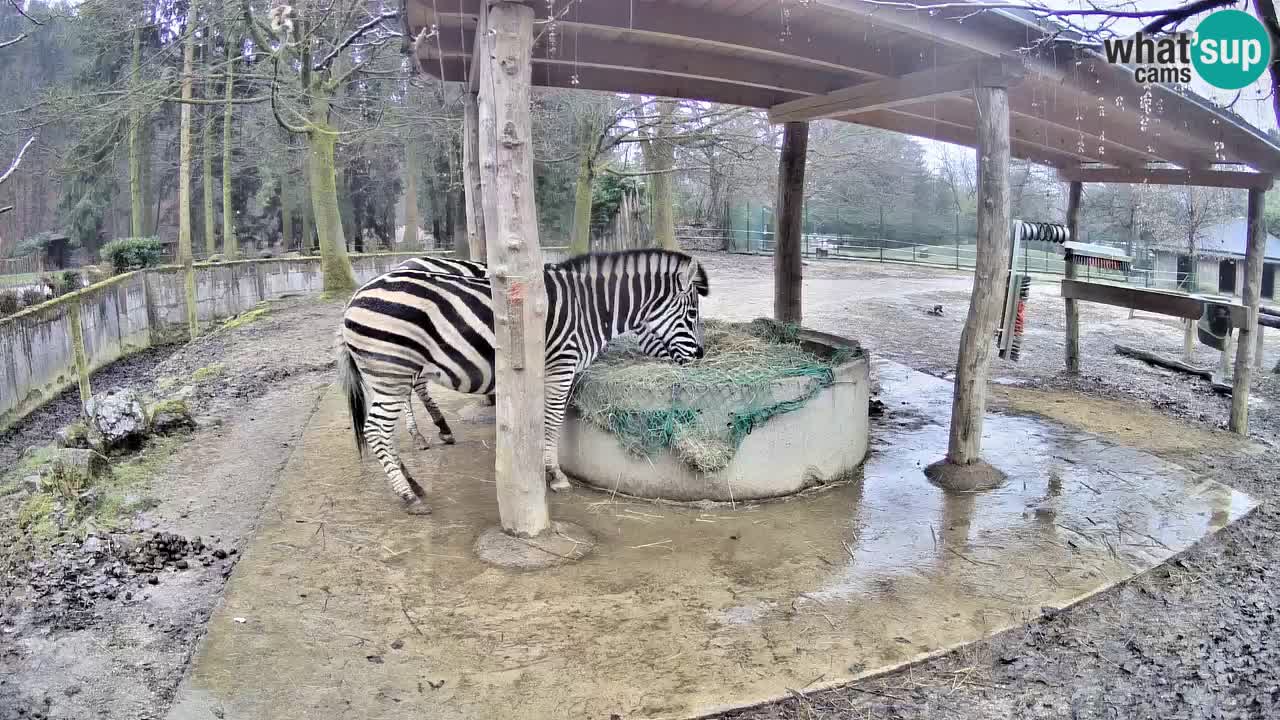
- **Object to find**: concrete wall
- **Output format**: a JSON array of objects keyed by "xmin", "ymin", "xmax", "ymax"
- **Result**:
[{"xmin": 0, "ymin": 252, "xmax": 432, "ymax": 431}]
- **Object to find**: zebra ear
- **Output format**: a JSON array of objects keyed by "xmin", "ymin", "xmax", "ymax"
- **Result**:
[{"xmin": 681, "ymin": 260, "xmax": 709, "ymax": 297}]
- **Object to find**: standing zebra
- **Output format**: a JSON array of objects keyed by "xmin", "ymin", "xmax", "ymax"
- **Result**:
[
  {"xmin": 386, "ymin": 253, "xmax": 690, "ymax": 452},
  {"xmin": 386, "ymin": 255, "xmax": 488, "ymax": 450},
  {"xmin": 338, "ymin": 249, "xmax": 710, "ymax": 514}
]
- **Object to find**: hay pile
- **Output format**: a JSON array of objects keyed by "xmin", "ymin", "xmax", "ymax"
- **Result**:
[{"xmin": 571, "ymin": 318, "xmax": 859, "ymax": 473}]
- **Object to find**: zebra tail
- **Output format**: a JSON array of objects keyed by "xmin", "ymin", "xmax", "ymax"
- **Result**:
[{"xmin": 336, "ymin": 338, "xmax": 368, "ymax": 456}]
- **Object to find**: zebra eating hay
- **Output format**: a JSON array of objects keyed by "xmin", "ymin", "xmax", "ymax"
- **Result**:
[
  {"xmin": 386, "ymin": 254, "xmax": 690, "ymax": 451},
  {"xmin": 338, "ymin": 249, "xmax": 711, "ymax": 514}
]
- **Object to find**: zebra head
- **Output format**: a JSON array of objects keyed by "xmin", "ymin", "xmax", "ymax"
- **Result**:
[{"xmin": 634, "ymin": 257, "xmax": 709, "ymax": 365}]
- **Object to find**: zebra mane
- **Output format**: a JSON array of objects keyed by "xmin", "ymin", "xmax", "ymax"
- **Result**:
[{"xmin": 551, "ymin": 249, "xmax": 709, "ymax": 296}]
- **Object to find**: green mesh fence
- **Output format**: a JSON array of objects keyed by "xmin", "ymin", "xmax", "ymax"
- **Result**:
[{"xmin": 571, "ymin": 319, "xmax": 859, "ymax": 473}]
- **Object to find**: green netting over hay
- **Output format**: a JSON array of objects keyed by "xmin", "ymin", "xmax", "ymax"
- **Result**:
[{"xmin": 571, "ymin": 318, "xmax": 861, "ymax": 474}]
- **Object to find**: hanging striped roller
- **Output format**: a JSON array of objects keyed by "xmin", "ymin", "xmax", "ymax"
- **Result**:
[{"xmin": 1014, "ymin": 221, "xmax": 1071, "ymax": 245}]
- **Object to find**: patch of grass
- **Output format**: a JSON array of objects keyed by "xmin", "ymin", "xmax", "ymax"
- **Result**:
[
  {"xmin": 221, "ymin": 303, "xmax": 270, "ymax": 330},
  {"xmin": 17, "ymin": 493, "xmax": 57, "ymax": 540},
  {"xmin": 148, "ymin": 397, "xmax": 190, "ymax": 417},
  {"xmin": 156, "ymin": 376, "xmax": 180, "ymax": 391},
  {"xmin": 191, "ymin": 362, "xmax": 226, "ymax": 382}
]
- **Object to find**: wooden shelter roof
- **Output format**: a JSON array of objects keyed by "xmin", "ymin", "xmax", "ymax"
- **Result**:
[{"xmin": 405, "ymin": 0, "xmax": 1280, "ymax": 182}]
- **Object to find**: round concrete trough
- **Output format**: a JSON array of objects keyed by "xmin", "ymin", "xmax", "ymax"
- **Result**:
[{"xmin": 559, "ymin": 327, "xmax": 871, "ymax": 502}]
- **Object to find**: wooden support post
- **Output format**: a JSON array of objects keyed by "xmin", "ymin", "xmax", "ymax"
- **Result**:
[
  {"xmin": 462, "ymin": 90, "xmax": 488, "ymax": 262},
  {"xmin": 1231, "ymin": 187, "xmax": 1267, "ymax": 434},
  {"xmin": 1184, "ymin": 319, "xmax": 1195, "ymax": 362},
  {"xmin": 478, "ymin": 0, "xmax": 550, "ymax": 537},
  {"xmin": 1064, "ymin": 180, "xmax": 1082, "ymax": 373},
  {"xmin": 1219, "ymin": 331, "xmax": 1233, "ymax": 380},
  {"xmin": 773, "ymin": 120, "xmax": 808, "ymax": 325},
  {"xmin": 946, "ymin": 85, "xmax": 1011, "ymax": 468},
  {"xmin": 1256, "ymin": 325, "xmax": 1265, "ymax": 371}
]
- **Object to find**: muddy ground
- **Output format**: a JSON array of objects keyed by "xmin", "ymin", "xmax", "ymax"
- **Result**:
[{"xmin": 1, "ymin": 254, "xmax": 1278, "ymax": 720}]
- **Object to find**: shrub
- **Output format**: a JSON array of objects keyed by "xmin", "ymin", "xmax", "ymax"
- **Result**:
[
  {"xmin": 20, "ymin": 288, "xmax": 47, "ymax": 308},
  {"xmin": 59, "ymin": 270, "xmax": 83, "ymax": 294},
  {"xmin": 101, "ymin": 237, "xmax": 164, "ymax": 273},
  {"xmin": 0, "ymin": 290, "xmax": 18, "ymax": 315}
]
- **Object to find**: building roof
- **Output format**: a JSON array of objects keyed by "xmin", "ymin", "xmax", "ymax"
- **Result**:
[
  {"xmin": 407, "ymin": 0, "xmax": 1280, "ymax": 177},
  {"xmin": 1195, "ymin": 219, "xmax": 1280, "ymax": 261}
]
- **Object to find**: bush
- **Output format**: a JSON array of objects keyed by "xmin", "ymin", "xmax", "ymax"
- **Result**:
[
  {"xmin": 0, "ymin": 290, "xmax": 18, "ymax": 315},
  {"xmin": 101, "ymin": 237, "xmax": 164, "ymax": 273},
  {"xmin": 59, "ymin": 270, "xmax": 83, "ymax": 294},
  {"xmin": 20, "ymin": 288, "xmax": 47, "ymax": 308}
]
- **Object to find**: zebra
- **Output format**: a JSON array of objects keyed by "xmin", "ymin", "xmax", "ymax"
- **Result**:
[
  {"xmin": 384, "ymin": 255, "xmax": 488, "ymax": 450},
  {"xmin": 338, "ymin": 249, "xmax": 710, "ymax": 514},
  {"xmin": 385, "ymin": 253, "xmax": 689, "ymax": 452}
]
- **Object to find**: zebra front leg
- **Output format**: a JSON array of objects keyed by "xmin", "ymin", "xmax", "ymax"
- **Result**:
[
  {"xmin": 365, "ymin": 394, "xmax": 431, "ymax": 514},
  {"xmin": 413, "ymin": 375, "xmax": 456, "ymax": 445},
  {"xmin": 543, "ymin": 368, "xmax": 575, "ymax": 492}
]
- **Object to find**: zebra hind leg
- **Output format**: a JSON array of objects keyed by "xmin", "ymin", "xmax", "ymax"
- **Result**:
[
  {"xmin": 405, "ymin": 383, "xmax": 432, "ymax": 450},
  {"xmin": 413, "ymin": 376, "xmax": 455, "ymax": 445},
  {"xmin": 364, "ymin": 393, "xmax": 431, "ymax": 515}
]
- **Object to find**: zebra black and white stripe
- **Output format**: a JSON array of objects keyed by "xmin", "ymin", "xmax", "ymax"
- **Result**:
[
  {"xmin": 338, "ymin": 249, "xmax": 710, "ymax": 513},
  {"xmin": 384, "ymin": 255, "xmax": 489, "ymax": 451},
  {"xmin": 384, "ymin": 254, "xmax": 682, "ymax": 452}
]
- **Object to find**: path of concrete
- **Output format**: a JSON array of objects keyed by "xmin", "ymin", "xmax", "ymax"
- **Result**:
[{"xmin": 166, "ymin": 358, "xmax": 1253, "ymax": 720}]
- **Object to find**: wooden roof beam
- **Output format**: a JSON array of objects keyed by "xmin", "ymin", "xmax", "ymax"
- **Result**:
[
  {"xmin": 1058, "ymin": 166, "xmax": 1275, "ymax": 190},
  {"xmin": 424, "ymin": 29, "xmax": 854, "ymax": 97},
  {"xmin": 425, "ymin": 56, "xmax": 808, "ymax": 109},
  {"xmin": 768, "ymin": 55, "xmax": 1025, "ymax": 124},
  {"xmin": 850, "ymin": 109, "xmax": 1079, "ymax": 168},
  {"xmin": 419, "ymin": 1, "xmax": 913, "ymax": 81}
]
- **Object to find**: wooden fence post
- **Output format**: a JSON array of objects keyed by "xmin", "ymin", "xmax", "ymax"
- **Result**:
[
  {"xmin": 773, "ymin": 121, "xmax": 808, "ymax": 325},
  {"xmin": 1064, "ymin": 180, "xmax": 1082, "ymax": 373},
  {"xmin": 478, "ymin": 0, "xmax": 550, "ymax": 537},
  {"xmin": 1230, "ymin": 187, "xmax": 1267, "ymax": 434},
  {"xmin": 938, "ymin": 83, "xmax": 1011, "ymax": 483},
  {"xmin": 463, "ymin": 90, "xmax": 488, "ymax": 262}
]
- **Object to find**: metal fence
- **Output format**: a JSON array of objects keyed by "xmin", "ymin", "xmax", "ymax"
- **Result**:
[{"xmin": 720, "ymin": 227, "xmax": 1188, "ymax": 289}]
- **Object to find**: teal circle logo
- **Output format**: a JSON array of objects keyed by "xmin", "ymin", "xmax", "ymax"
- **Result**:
[{"xmin": 1192, "ymin": 10, "xmax": 1272, "ymax": 90}]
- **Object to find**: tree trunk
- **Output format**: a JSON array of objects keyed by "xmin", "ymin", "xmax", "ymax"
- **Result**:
[
  {"xmin": 773, "ymin": 121, "xmax": 808, "ymax": 326},
  {"xmin": 403, "ymin": 142, "xmax": 419, "ymax": 249},
  {"xmin": 570, "ymin": 113, "xmax": 595, "ymax": 255},
  {"xmin": 202, "ymin": 106, "xmax": 216, "ymax": 258},
  {"xmin": 128, "ymin": 25, "xmax": 145, "ymax": 238},
  {"xmin": 645, "ymin": 100, "xmax": 678, "ymax": 250},
  {"xmin": 222, "ymin": 39, "xmax": 237, "ymax": 259},
  {"xmin": 307, "ymin": 91, "xmax": 356, "ymax": 291},
  {"xmin": 1231, "ymin": 188, "xmax": 1267, "ymax": 434},
  {"xmin": 462, "ymin": 91, "xmax": 487, "ymax": 261},
  {"xmin": 946, "ymin": 85, "xmax": 1011, "ymax": 467},
  {"xmin": 1064, "ymin": 181, "xmax": 1082, "ymax": 373},
  {"xmin": 179, "ymin": 30, "xmax": 198, "ymax": 339},
  {"xmin": 478, "ymin": 0, "xmax": 550, "ymax": 538},
  {"xmin": 281, "ymin": 182, "xmax": 294, "ymax": 250}
]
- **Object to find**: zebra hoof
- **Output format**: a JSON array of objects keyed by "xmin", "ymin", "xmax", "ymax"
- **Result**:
[
  {"xmin": 440, "ymin": 433, "xmax": 456, "ymax": 445},
  {"xmin": 549, "ymin": 477, "xmax": 571, "ymax": 493},
  {"xmin": 411, "ymin": 432, "xmax": 431, "ymax": 450},
  {"xmin": 404, "ymin": 498, "xmax": 432, "ymax": 515}
]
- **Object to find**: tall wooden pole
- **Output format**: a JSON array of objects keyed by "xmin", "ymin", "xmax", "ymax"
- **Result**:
[
  {"xmin": 773, "ymin": 120, "xmax": 808, "ymax": 325},
  {"xmin": 946, "ymin": 85, "xmax": 1011, "ymax": 466},
  {"xmin": 478, "ymin": 0, "xmax": 550, "ymax": 537},
  {"xmin": 1063, "ymin": 180, "xmax": 1082, "ymax": 373},
  {"xmin": 1230, "ymin": 187, "xmax": 1267, "ymax": 434},
  {"xmin": 463, "ymin": 91, "xmax": 488, "ymax": 261}
]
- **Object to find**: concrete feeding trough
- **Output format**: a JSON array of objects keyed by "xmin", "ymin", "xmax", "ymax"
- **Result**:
[{"xmin": 559, "ymin": 324, "xmax": 871, "ymax": 502}]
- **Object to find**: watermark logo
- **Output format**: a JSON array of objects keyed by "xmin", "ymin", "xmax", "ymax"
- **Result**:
[{"xmin": 1102, "ymin": 9, "xmax": 1272, "ymax": 90}]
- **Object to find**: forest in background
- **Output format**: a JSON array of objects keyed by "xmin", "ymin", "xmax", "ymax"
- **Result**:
[{"xmin": 1, "ymin": 0, "xmax": 1278, "ymax": 277}]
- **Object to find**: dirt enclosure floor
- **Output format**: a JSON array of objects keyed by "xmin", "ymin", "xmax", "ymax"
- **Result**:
[{"xmin": 3, "ymin": 253, "xmax": 1279, "ymax": 720}]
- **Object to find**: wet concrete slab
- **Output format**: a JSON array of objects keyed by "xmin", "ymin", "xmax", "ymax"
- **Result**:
[{"xmin": 166, "ymin": 359, "xmax": 1255, "ymax": 720}]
